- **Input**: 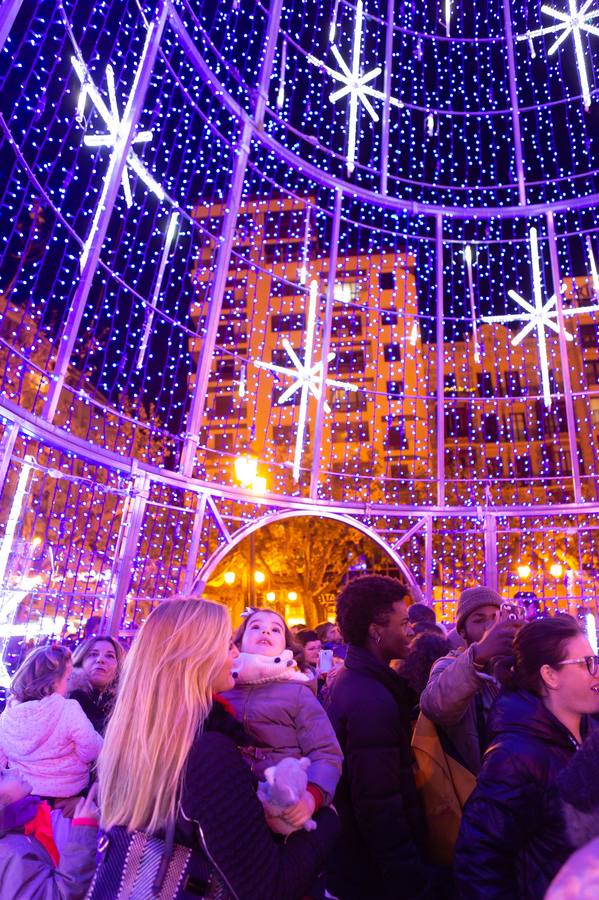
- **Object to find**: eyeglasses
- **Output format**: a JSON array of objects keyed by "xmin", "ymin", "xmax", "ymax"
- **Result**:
[{"xmin": 559, "ymin": 655, "xmax": 599, "ymax": 676}]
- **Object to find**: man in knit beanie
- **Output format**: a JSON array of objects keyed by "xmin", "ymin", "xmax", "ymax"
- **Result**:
[{"xmin": 419, "ymin": 585, "xmax": 518, "ymax": 774}]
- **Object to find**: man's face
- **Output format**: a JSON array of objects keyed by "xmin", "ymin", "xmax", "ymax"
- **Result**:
[
  {"xmin": 462, "ymin": 604, "xmax": 499, "ymax": 645},
  {"xmin": 303, "ymin": 639, "xmax": 321, "ymax": 667},
  {"xmin": 379, "ymin": 600, "xmax": 414, "ymax": 661}
]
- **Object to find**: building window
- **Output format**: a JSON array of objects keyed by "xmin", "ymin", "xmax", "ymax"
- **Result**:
[
  {"xmin": 345, "ymin": 423, "xmax": 370, "ymax": 442},
  {"xmin": 486, "ymin": 457, "xmax": 503, "ymax": 478},
  {"xmin": 332, "ymin": 389, "xmax": 366, "ymax": 411},
  {"xmin": 334, "ymin": 350, "xmax": 365, "ymax": 373},
  {"xmin": 579, "ymin": 323, "xmax": 598, "ymax": 349},
  {"xmin": 273, "ymin": 385, "xmax": 301, "ymax": 406},
  {"xmin": 331, "ymin": 315, "xmax": 363, "ymax": 337},
  {"xmin": 213, "ymin": 360, "xmax": 237, "ymax": 381},
  {"xmin": 505, "ymin": 371, "xmax": 523, "ymax": 396},
  {"xmin": 476, "ymin": 372, "xmax": 494, "ymax": 397},
  {"xmin": 332, "ymin": 422, "xmax": 370, "ymax": 442},
  {"xmin": 482, "ymin": 413, "xmax": 499, "ymax": 442},
  {"xmin": 383, "ymin": 343, "xmax": 401, "ymax": 363},
  {"xmin": 515, "ymin": 455, "xmax": 532, "ymax": 478},
  {"xmin": 213, "ymin": 432, "xmax": 233, "ymax": 452},
  {"xmin": 271, "ymin": 313, "xmax": 306, "ymax": 332},
  {"xmin": 536, "ymin": 399, "xmax": 567, "ymax": 434},
  {"xmin": 585, "ymin": 359, "xmax": 599, "ymax": 384},
  {"xmin": 387, "ymin": 380, "xmax": 403, "ymax": 399},
  {"xmin": 273, "ymin": 424, "xmax": 309, "ymax": 445},
  {"xmin": 271, "ymin": 347, "xmax": 300, "ymax": 366},
  {"xmin": 512, "ymin": 412, "xmax": 527, "ymax": 442},
  {"xmin": 388, "ymin": 422, "xmax": 408, "ymax": 450},
  {"xmin": 379, "ymin": 271, "xmax": 395, "ymax": 291},
  {"xmin": 381, "ymin": 309, "xmax": 398, "ymax": 326},
  {"xmin": 445, "ymin": 406, "xmax": 469, "ymax": 439},
  {"xmin": 213, "ymin": 395, "xmax": 234, "ymax": 416}
]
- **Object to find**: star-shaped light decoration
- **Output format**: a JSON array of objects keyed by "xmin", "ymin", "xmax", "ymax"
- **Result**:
[
  {"xmin": 307, "ymin": 0, "xmax": 402, "ymax": 173},
  {"xmin": 519, "ymin": 1, "xmax": 599, "ymax": 109},
  {"xmin": 483, "ymin": 227, "xmax": 599, "ymax": 407},
  {"xmin": 256, "ymin": 280, "xmax": 358, "ymax": 481},
  {"xmin": 71, "ymin": 57, "xmax": 165, "ymax": 267}
]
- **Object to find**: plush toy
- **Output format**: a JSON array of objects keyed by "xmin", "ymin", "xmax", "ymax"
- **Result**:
[
  {"xmin": 257, "ymin": 756, "xmax": 317, "ymax": 832},
  {"xmin": 232, "ymin": 650, "xmax": 311, "ymax": 685}
]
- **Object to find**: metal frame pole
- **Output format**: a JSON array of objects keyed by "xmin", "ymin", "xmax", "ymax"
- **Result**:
[
  {"xmin": 484, "ymin": 511, "xmax": 498, "ymax": 590},
  {"xmin": 424, "ymin": 514, "xmax": 433, "ymax": 605},
  {"xmin": 380, "ymin": 0, "xmax": 395, "ymax": 195},
  {"xmin": 435, "ymin": 215, "xmax": 446, "ymax": 507},
  {"xmin": 42, "ymin": 1, "xmax": 170, "ymax": 422},
  {"xmin": 310, "ymin": 188, "xmax": 343, "ymax": 498},
  {"xmin": 179, "ymin": 0, "xmax": 285, "ymax": 477},
  {"xmin": 181, "ymin": 491, "xmax": 208, "ymax": 594},
  {"xmin": 546, "ymin": 211, "xmax": 583, "ymax": 503},
  {"xmin": 0, "ymin": 0, "xmax": 23, "ymax": 54},
  {"xmin": 101, "ymin": 470, "xmax": 149, "ymax": 636},
  {"xmin": 501, "ymin": 0, "xmax": 526, "ymax": 206},
  {"xmin": 0, "ymin": 422, "xmax": 18, "ymax": 497}
]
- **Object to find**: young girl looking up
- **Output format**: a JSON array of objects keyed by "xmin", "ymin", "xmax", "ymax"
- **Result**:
[{"xmin": 222, "ymin": 608, "xmax": 342, "ymax": 831}]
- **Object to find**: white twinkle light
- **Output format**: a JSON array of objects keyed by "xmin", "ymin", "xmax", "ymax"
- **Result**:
[
  {"xmin": 71, "ymin": 56, "xmax": 165, "ymax": 268},
  {"xmin": 519, "ymin": 1, "xmax": 599, "ymax": 110},
  {"xmin": 255, "ymin": 279, "xmax": 357, "ymax": 481},
  {"xmin": 308, "ymin": 0, "xmax": 401, "ymax": 173},
  {"xmin": 483, "ymin": 227, "xmax": 599, "ymax": 407}
]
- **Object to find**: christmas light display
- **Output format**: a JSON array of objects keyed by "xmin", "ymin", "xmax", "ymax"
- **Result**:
[
  {"xmin": 256, "ymin": 279, "xmax": 358, "ymax": 482},
  {"xmin": 520, "ymin": 0, "xmax": 599, "ymax": 110},
  {"xmin": 0, "ymin": 0, "xmax": 598, "ymax": 672}
]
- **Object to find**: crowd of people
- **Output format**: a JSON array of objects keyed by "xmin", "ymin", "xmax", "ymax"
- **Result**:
[{"xmin": 0, "ymin": 578, "xmax": 598, "ymax": 898}]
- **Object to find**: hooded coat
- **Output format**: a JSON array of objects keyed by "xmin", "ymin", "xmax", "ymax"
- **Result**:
[
  {"xmin": 0, "ymin": 694, "xmax": 103, "ymax": 797},
  {"xmin": 221, "ymin": 656, "xmax": 342, "ymax": 803},
  {"xmin": 454, "ymin": 689, "xmax": 593, "ymax": 900}
]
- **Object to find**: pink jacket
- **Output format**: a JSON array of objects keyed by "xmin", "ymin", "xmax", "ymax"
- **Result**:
[{"xmin": 0, "ymin": 693, "xmax": 103, "ymax": 797}]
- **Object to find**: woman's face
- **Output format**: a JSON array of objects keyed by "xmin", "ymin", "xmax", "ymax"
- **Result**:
[
  {"xmin": 213, "ymin": 636, "xmax": 240, "ymax": 693},
  {"xmin": 548, "ymin": 634, "xmax": 599, "ymax": 716},
  {"xmin": 241, "ymin": 612, "xmax": 286, "ymax": 657},
  {"xmin": 82, "ymin": 640, "xmax": 119, "ymax": 690}
]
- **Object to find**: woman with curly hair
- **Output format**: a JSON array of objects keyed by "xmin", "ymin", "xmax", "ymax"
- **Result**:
[{"xmin": 69, "ymin": 636, "xmax": 126, "ymax": 735}]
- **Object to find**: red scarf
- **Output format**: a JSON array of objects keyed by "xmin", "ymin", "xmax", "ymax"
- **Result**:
[{"xmin": 23, "ymin": 800, "xmax": 59, "ymax": 866}]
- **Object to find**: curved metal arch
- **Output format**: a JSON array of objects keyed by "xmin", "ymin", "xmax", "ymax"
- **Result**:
[{"xmin": 194, "ymin": 507, "xmax": 424, "ymax": 602}]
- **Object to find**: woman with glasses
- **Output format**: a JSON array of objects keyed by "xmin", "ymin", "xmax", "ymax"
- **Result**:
[{"xmin": 454, "ymin": 616, "xmax": 599, "ymax": 900}]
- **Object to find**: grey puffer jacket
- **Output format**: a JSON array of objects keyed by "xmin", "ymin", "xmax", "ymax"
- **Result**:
[
  {"xmin": 419, "ymin": 644, "xmax": 499, "ymax": 774},
  {"xmin": 222, "ymin": 680, "xmax": 343, "ymax": 803},
  {"xmin": 0, "ymin": 823, "xmax": 97, "ymax": 899}
]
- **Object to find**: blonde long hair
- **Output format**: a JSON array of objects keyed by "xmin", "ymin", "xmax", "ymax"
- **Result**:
[{"xmin": 98, "ymin": 597, "xmax": 231, "ymax": 832}]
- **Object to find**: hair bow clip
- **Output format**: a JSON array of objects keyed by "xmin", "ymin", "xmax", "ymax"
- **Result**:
[{"xmin": 240, "ymin": 607, "xmax": 256, "ymax": 619}]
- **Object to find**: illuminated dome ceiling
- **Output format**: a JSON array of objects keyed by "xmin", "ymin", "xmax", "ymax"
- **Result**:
[{"xmin": 0, "ymin": 0, "xmax": 598, "ymax": 641}]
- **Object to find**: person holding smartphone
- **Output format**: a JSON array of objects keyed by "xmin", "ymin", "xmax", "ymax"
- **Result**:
[{"xmin": 420, "ymin": 586, "xmax": 519, "ymax": 776}]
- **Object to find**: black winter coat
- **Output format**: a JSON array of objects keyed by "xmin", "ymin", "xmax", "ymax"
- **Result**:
[
  {"xmin": 455, "ymin": 689, "xmax": 592, "ymax": 900},
  {"xmin": 176, "ymin": 697, "xmax": 339, "ymax": 900},
  {"xmin": 325, "ymin": 646, "xmax": 433, "ymax": 900}
]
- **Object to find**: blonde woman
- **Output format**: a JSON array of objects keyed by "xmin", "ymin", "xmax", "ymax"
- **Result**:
[{"xmin": 94, "ymin": 598, "xmax": 339, "ymax": 900}]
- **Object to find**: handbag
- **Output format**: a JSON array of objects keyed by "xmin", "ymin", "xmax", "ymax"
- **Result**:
[{"xmin": 86, "ymin": 812, "xmax": 232, "ymax": 899}]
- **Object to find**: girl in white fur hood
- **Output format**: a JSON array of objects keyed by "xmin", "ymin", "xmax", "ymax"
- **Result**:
[
  {"xmin": 222, "ymin": 608, "xmax": 342, "ymax": 833},
  {"xmin": 0, "ymin": 645, "xmax": 103, "ymax": 802}
]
